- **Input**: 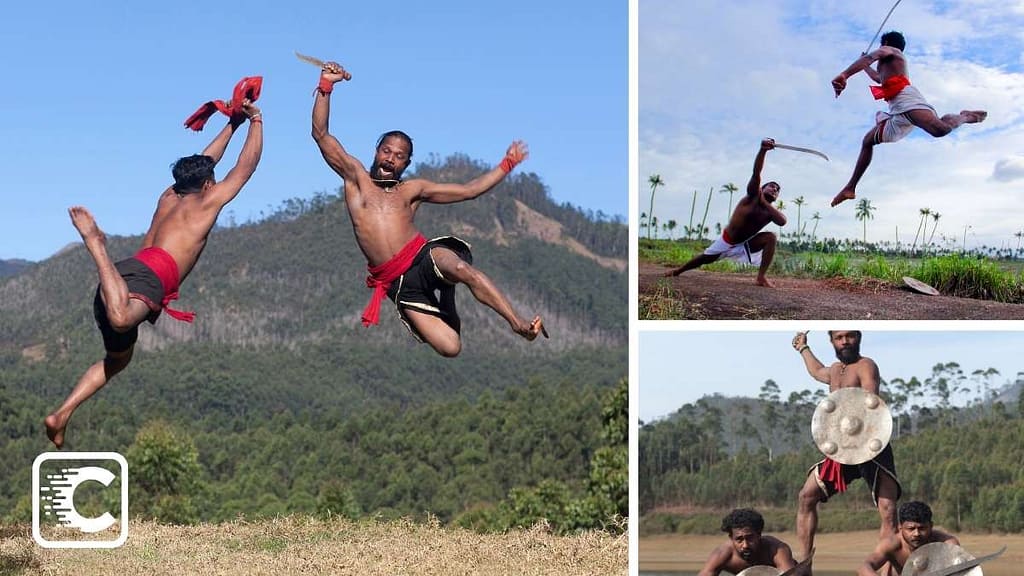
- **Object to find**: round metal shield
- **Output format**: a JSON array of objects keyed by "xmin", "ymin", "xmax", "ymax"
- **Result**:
[
  {"xmin": 810, "ymin": 387, "xmax": 893, "ymax": 465},
  {"xmin": 736, "ymin": 566, "xmax": 781, "ymax": 576},
  {"xmin": 903, "ymin": 276, "xmax": 940, "ymax": 296},
  {"xmin": 903, "ymin": 542, "xmax": 982, "ymax": 576}
]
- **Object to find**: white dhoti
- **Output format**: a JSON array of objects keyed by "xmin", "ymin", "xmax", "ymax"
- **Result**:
[
  {"xmin": 874, "ymin": 85, "xmax": 937, "ymax": 143},
  {"xmin": 704, "ymin": 233, "xmax": 762, "ymax": 267}
]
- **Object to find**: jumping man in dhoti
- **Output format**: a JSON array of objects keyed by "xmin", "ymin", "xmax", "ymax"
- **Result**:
[
  {"xmin": 664, "ymin": 138, "xmax": 786, "ymax": 287},
  {"xmin": 311, "ymin": 60, "xmax": 546, "ymax": 357},
  {"xmin": 830, "ymin": 31, "xmax": 987, "ymax": 207}
]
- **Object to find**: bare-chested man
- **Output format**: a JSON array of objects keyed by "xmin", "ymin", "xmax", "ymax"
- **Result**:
[
  {"xmin": 830, "ymin": 31, "xmax": 987, "ymax": 207},
  {"xmin": 310, "ymin": 61, "xmax": 546, "ymax": 357},
  {"xmin": 44, "ymin": 102, "xmax": 263, "ymax": 448},
  {"xmin": 792, "ymin": 330, "xmax": 902, "ymax": 562},
  {"xmin": 698, "ymin": 508, "xmax": 800, "ymax": 576},
  {"xmin": 664, "ymin": 138, "xmax": 786, "ymax": 287},
  {"xmin": 858, "ymin": 501, "xmax": 959, "ymax": 576}
]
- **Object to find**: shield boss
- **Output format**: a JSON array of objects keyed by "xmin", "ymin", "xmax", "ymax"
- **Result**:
[
  {"xmin": 736, "ymin": 567, "xmax": 782, "ymax": 576},
  {"xmin": 811, "ymin": 387, "xmax": 892, "ymax": 465},
  {"xmin": 904, "ymin": 542, "xmax": 983, "ymax": 576}
]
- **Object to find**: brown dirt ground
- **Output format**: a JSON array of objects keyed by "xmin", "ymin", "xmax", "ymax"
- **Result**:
[
  {"xmin": 641, "ymin": 530, "xmax": 1021, "ymax": 575},
  {"xmin": 640, "ymin": 262, "xmax": 1024, "ymax": 320}
]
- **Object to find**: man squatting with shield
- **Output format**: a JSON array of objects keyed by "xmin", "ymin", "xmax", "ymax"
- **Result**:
[
  {"xmin": 791, "ymin": 330, "xmax": 901, "ymax": 562},
  {"xmin": 697, "ymin": 508, "xmax": 803, "ymax": 576},
  {"xmin": 829, "ymin": 31, "xmax": 987, "ymax": 207},
  {"xmin": 45, "ymin": 102, "xmax": 264, "ymax": 448},
  {"xmin": 858, "ymin": 501, "xmax": 959, "ymax": 576},
  {"xmin": 311, "ymin": 61, "xmax": 546, "ymax": 357},
  {"xmin": 664, "ymin": 138, "xmax": 786, "ymax": 287}
]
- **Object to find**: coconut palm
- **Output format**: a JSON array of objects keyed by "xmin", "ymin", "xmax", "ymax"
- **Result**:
[
  {"xmin": 927, "ymin": 212, "xmax": 941, "ymax": 247},
  {"xmin": 855, "ymin": 198, "xmax": 876, "ymax": 245},
  {"xmin": 911, "ymin": 207, "xmax": 931, "ymax": 253},
  {"xmin": 719, "ymin": 182, "xmax": 739, "ymax": 222},
  {"xmin": 666, "ymin": 219, "xmax": 678, "ymax": 240},
  {"xmin": 1015, "ymin": 230, "xmax": 1024, "ymax": 258},
  {"xmin": 793, "ymin": 196, "xmax": 806, "ymax": 241},
  {"xmin": 810, "ymin": 212, "xmax": 822, "ymax": 244},
  {"xmin": 774, "ymin": 199, "xmax": 786, "ymax": 237},
  {"xmin": 646, "ymin": 175, "xmax": 663, "ymax": 240}
]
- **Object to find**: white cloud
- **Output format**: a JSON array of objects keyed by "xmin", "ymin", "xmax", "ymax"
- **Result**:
[{"xmin": 640, "ymin": 0, "xmax": 1024, "ymax": 249}]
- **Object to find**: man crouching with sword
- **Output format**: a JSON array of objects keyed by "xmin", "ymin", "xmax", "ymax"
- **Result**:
[{"xmin": 664, "ymin": 138, "xmax": 788, "ymax": 287}]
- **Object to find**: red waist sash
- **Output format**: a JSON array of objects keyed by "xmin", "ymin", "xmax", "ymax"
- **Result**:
[
  {"xmin": 134, "ymin": 247, "xmax": 195, "ymax": 322},
  {"xmin": 362, "ymin": 234, "xmax": 428, "ymax": 327},
  {"xmin": 869, "ymin": 75, "xmax": 910, "ymax": 101}
]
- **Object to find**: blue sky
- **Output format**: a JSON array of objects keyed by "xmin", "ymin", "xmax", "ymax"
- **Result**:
[
  {"xmin": 0, "ymin": 1, "xmax": 626, "ymax": 261},
  {"xmin": 640, "ymin": 0, "xmax": 1024, "ymax": 251},
  {"xmin": 639, "ymin": 329, "xmax": 1024, "ymax": 423}
]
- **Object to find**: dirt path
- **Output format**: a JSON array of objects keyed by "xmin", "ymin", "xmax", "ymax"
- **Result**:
[{"xmin": 640, "ymin": 262, "xmax": 1024, "ymax": 320}]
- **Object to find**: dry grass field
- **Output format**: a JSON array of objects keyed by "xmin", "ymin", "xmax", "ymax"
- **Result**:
[
  {"xmin": 0, "ymin": 517, "xmax": 627, "ymax": 575},
  {"xmin": 640, "ymin": 530, "xmax": 1022, "ymax": 575}
]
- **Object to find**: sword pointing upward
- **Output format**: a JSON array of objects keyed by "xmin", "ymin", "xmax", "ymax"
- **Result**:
[
  {"xmin": 865, "ymin": 0, "xmax": 904, "ymax": 55},
  {"xmin": 773, "ymin": 143, "xmax": 829, "ymax": 162},
  {"xmin": 917, "ymin": 546, "xmax": 1007, "ymax": 576}
]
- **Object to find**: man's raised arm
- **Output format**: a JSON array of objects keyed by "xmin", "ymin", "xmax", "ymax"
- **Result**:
[
  {"xmin": 746, "ymin": 138, "xmax": 774, "ymax": 196},
  {"xmin": 201, "ymin": 115, "xmax": 245, "ymax": 165},
  {"xmin": 204, "ymin": 102, "xmax": 263, "ymax": 209},
  {"xmin": 792, "ymin": 332, "xmax": 831, "ymax": 384},
  {"xmin": 417, "ymin": 141, "xmax": 528, "ymax": 204},
  {"xmin": 832, "ymin": 46, "xmax": 901, "ymax": 97},
  {"xmin": 310, "ymin": 62, "xmax": 362, "ymax": 182}
]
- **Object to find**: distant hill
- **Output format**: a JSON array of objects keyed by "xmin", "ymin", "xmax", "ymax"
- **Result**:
[
  {"xmin": 0, "ymin": 258, "xmax": 32, "ymax": 278},
  {"xmin": 0, "ymin": 153, "xmax": 627, "ymax": 524}
]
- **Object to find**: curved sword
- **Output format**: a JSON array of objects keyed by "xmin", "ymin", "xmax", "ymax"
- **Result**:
[
  {"xmin": 865, "ymin": 0, "xmax": 904, "ymax": 54},
  {"xmin": 773, "ymin": 143, "xmax": 829, "ymax": 162}
]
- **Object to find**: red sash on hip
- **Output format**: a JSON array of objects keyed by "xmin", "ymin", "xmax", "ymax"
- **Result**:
[
  {"xmin": 133, "ymin": 247, "xmax": 195, "ymax": 322},
  {"xmin": 819, "ymin": 457, "xmax": 847, "ymax": 493},
  {"xmin": 362, "ymin": 234, "xmax": 428, "ymax": 327},
  {"xmin": 184, "ymin": 76, "xmax": 263, "ymax": 131},
  {"xmin": 869, "ymin": 75, "xmax": 910, "ymax": 101}
]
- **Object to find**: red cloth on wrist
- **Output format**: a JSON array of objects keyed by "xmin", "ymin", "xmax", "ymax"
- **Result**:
[
  {"xmin": 318, "ymin": 76, "xmax": 334, "ymax": 95},
  {"xmin": 184, "ymin": 76, "xmax": 263, "ymax": 131},
  {"xmin": 499, "ymin": 156, "xmax": 516, "ymax": 173}
]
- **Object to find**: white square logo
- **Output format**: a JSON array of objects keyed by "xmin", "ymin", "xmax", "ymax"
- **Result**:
[{"xmin": 32, "ymin": 452, "xmax": 129, "ymax": 549}]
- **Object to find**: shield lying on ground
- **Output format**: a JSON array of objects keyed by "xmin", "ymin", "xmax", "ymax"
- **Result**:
[
  {"xmin": 811, "ymin": 388, "xmax": 892, "ymax": 465},
  {"xmin": 903, "ymin": 276, "xmax": 940, "ymax": 296},
  {"xmin": 903, "ymin": 542, "xmax": 984, "ymax": 576}
]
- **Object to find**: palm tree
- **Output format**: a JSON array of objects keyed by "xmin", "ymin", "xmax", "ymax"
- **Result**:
[
  {"xmin": 855, "ymin": 198, "xmax": 876, "ymax": 245},
  {"xmin": 719, "ymin": 182, "xmax": 739, "ymax": 222},
  {"xmin": 646, "ymin": 175, "xmax": 663, "ymax": 240},
  {"xmin": 1015, "ymin": 230, "xmax": 1024, "ymax": 258},
  {"xmin": 774, "ymin": 199, "xmax": 786, "ymax": 237},
  {"xmin": 698, "ymin": 186, "xmax": 713, "ymax": 241},
  {"xmin": 666, "ymin": 219, "xmax": 678, "ymax": 240},
  {"xmin": 911, "ymin": 207, "xmax": 931, "ymax": 253},
  {"xmin": 810, "ymin": 212, "xmax": 822, "ymax": 244},
  {"xmin": 927, "ymin": 212, "xmax": 941, "ymax": 248},
  {"xmin": 793, "ymin": 196, "xmax": 806, "ymax": 242}
]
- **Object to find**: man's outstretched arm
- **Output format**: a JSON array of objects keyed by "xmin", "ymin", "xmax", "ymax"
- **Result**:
[
  {"xmin": 204, "ymin": 102, "xmax": 263, "ymax": 209},
  {"xmin": 310, "ymin": 62, "xmax": 362, "ymax": 182},
  {"xmin": 792, "ymin": 332, "xmax": 831, "ymax": 384},
  {"xmin": 201, "ymin": 116, "xmax": 245, "ymax": 164},
  {"xmin": 746, "ymin": 138, "xmax": 774, "ymax": 196},
  {"xmin": 832, "ymin": 46, "xmax": 901, "ymax": 97},
  {"xmin": 417, "ymin": 141, "xmax": 528, "ymax": 204}
]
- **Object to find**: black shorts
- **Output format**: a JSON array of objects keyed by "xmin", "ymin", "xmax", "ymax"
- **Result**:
[
  {"xmin": 386, "ymin": 236, "xmax": 472, "ymax": 342},
  {"xmin": 93, "ymin": 257, "xmax": 164, "ymax": 353},
  {"xmin": 811, "ymin": 443, "xmax": 902, "ymax": 505}
]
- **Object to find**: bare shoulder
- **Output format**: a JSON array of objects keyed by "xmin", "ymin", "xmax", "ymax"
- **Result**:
[{"xmin": 933, "ymin": 530, "xmax": 960, "ymax": 545}]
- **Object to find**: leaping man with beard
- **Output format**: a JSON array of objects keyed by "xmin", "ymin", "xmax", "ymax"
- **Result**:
[
  {"xmin": 858, "ymin": 501, "xmax": 959, "ymax": 576},
  {"xmin": 664, "ymin": 138, "xmax": 786, "ymax": 287},
  {"xmin": 791, "ymin": 330, "xmax": 902, "ymax": 565},
  {"xmin": 310, "ymin": 60, "xmax": 547, "ymax": 357},
  {"xmin": 697, "ymin": 508, "xmax": 801, "ymax": 576}
]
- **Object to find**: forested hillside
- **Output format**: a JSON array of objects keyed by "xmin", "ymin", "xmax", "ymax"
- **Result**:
[
  {"xmin": 0, "ymin": 153, "xmax": 627, "ymax": 531},
  {"xmin": 640, "ymin": 367, "xmax": 1024, "ymax": 534}
]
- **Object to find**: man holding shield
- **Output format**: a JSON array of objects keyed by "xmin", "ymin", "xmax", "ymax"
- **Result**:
[
  {"xmin": 791, "ymin": 330, "xmax": 902, "ymax": 562},
  {"xmin": 697, "ymin": 508, "xmax": 803, "ymax": 576},
  {"xmin": 857, "ymin": 501, "xmax": 960, "ymax": 576}
]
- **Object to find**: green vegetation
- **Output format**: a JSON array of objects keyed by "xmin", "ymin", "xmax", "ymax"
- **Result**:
[{"xmin": 0, "ymin": 153, "xmax": 627, "ymax": 534}]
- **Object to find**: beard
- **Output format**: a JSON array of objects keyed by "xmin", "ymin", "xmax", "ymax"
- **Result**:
[{"xmin": 835, "ymin": 343, "xmax": 861, "ymax": 364}]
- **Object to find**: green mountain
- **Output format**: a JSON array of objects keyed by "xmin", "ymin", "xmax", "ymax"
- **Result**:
[
  {"xmin": 0, "ymin": 154, "xmax": 627, "ymax": 525},
  {"xmin": 0, "ymin": 259, "xmax": 32, "ymax": 278}
]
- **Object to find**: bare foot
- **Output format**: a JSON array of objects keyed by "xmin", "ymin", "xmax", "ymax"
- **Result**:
[
  {"xmin": 663, "ymin": 268, "xmax": 682, "ymax": 277},
  {"xmin": 68, "ymin": 206, "xmax": 106, "ymax": 246},
  {"xmin": 518, "ymin": 316, "xmax": 549, "ymax": 341},
  {"xmin": 45, "ymin": 412, "xmax": 67, "ymax": 449},
  {"xmin": 756, "ymin": 276, "xmax": 775, "ymax": 288},
  {"xmin": 961, "ymin": 110, "xmax": 987, "ymax": 124},
  {"xmin": 831, "ymin": 188, "xmax": 856, "ymax": 207}
]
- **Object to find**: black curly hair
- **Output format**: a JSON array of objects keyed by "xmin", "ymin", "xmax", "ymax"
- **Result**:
[
  {"xmin": 721, "ymin": 508, "xmax": 764, "ymax": 535},
  {"xmin": 171, "ymin": 154, "xmax": 216, "ymax": 194}
]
